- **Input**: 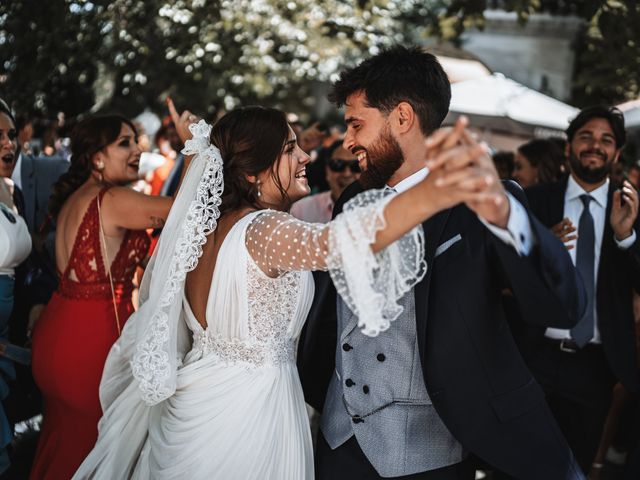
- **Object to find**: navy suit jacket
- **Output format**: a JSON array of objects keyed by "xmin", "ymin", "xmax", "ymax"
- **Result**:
[
  {"xmin": 13, "ymin": 155, "xmax": 68, "ymax": 315},
  {"xmin": 298, "ymin": 180, "xmax": 587, "ymax": 479},
  {"xmin": 19, "ymin": 154, "xmax": 69, "ymax": 236},
  {"xmin": 524, "ymin": 177, "xmax": 640, "ymax": 392}
]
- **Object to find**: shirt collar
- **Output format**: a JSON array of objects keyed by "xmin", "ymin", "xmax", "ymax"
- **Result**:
[
  {"xmin": 389, "ymin": 167, "xmax": 429, "ymax": 193},
  {"xmin": 566, "ymin": 174, "xmax": 609, "ymax": 209}
]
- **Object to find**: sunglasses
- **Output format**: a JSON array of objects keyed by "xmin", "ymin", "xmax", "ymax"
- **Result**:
[{"xmin": 328, "ymin": 158, "xmax": 360, "ymax": 173}]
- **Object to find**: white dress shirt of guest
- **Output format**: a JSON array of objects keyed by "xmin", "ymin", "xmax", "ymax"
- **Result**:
[{"xmin": 291, "ymin": 144, "xmax": 360, "ymax": 223}]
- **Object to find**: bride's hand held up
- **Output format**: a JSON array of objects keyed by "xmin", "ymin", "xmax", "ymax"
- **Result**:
[{"xmin": 425, "ymin": 117, "xmax": 510, "ymax": 228}]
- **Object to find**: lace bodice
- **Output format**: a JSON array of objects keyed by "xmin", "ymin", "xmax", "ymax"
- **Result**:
[
  {"xmin": 59, "ymin": 187, "xmax": 150, "ymax": 300},
  {"xmin": 187, "ymin": 212, "xmax": 312, "ymax": 368}
]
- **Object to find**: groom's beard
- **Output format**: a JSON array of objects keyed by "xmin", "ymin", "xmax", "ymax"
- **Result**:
[
  {"xmin": 568, "ymin": 148, "xmax": 613, "ymax": 184},
  {"xmin": 358, "ymin": 127, "xmax": 404, "ymax": 190}
]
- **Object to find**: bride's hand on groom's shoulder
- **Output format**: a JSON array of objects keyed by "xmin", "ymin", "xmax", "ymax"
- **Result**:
[
  {"xmin": 166, "ymin": 97, "xmax": 201, "ymax": 146},
  {"xmin": 424, "ymin": 117, "xmax": 509, "ymax": 227}
]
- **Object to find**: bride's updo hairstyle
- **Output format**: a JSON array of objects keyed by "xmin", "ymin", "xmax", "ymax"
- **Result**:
[
  {"xmin": 48, "ymin": 115, "xmax": 137, "ymax": 220},
  {"xmin": 210, "ymin": 106, "xmax": 291, "ymax": 215}
]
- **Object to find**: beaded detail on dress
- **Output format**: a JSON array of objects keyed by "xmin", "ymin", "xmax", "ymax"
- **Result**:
[
  {"xmin": 58, "ymin": 187, "xmax": 150, "ymax": 300},
  {"xmin": 191, "ymin": 255, "xmax": 301, "ymax": 368},
  {"xmin": 191, "ymin": 332, "xmax": 295, "ymax": 367}
]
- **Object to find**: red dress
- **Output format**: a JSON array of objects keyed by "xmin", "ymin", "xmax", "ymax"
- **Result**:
[{"xmin": 30, "ymin": 188, "xmax": 150, "ymax": 480}]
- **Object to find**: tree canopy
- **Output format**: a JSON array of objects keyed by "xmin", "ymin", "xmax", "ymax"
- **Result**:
[{"xmin": 0, "ymin": 0, "xmax": 638, "ymax": 125}]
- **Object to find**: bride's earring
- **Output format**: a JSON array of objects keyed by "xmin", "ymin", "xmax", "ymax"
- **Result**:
[
  {"xmin": 95, "ymin": 161, "xmax": 105, "ymax": 184},
  {"xmin": 256, "ymin": 180, "xmax": 262, "ymax": 198}
]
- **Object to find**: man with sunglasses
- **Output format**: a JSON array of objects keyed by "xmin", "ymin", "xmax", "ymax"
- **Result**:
[{"xmin": 291, "ymin": 139, "xmax": 360, "ymax": 223}]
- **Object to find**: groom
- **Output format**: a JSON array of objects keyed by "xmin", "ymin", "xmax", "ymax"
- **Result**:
[{"xmin": 298, "ymin": 46, "xmax": 586, "ymax": 480}]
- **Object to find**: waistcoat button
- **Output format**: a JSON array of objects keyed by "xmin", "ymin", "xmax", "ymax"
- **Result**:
[
  {"xmin": 377, "ymin": 353, "xmax": 386, "ymax": 362},
  {"xmin": 345, "ymin": 378, "xmax": 355, "ymax": 387}
]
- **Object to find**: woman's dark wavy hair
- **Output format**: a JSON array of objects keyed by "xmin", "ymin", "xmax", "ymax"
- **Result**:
[
  {"xmin": 48, "ymin": 115, "xmax": 137, "ymax": 220},
  {"xmin": 517, "ymin": 138, "xmax": 567, "ymax": 184},
  {"xmin": 211, "ymin": 106, "xmax": 291, "ymax": 215}
]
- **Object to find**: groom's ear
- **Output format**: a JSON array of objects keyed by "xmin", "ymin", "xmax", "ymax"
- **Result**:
[{"xmin": 391, "ymin": 102, "xmax": 416, "ymax": 135}]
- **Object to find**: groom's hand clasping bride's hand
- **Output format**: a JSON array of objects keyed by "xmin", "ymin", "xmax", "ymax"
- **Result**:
[
  {"xmin": 413, "ymin": 117, "xmax": 497, "ymax": 218},
  {"xmin": 424, "ymin": 117, "xmax": 510, "ymax": 229},
  {"xmin": 166, "ymin": 97, "xmax": 201, "ymax": 145}
]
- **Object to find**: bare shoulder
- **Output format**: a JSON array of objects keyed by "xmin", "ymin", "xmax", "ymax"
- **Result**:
[{"xmin": 59, "ymin": 184, "xmax": 99, "ymax": 221}]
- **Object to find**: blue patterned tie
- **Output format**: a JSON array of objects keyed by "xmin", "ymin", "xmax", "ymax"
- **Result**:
[{"xmin": 571, "ymin": 194, "xmax": 595, "ymax": 347}]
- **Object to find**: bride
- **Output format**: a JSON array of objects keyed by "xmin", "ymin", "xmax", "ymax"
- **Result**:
[{"xmin": 74, "ymin": 106, "xmax": 494, "ymax": 479}]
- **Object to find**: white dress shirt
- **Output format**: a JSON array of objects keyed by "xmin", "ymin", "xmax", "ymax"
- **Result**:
[
  {"xmin": 546, "ymin": 175, "xmax": 636, "ymax": 344},
  {"xmin": 392, "ymin": 168, "xmax": 534, "ymax": 256}
]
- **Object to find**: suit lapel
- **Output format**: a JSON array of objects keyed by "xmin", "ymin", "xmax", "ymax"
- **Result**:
[
  {"xmin": 552, "ymin": 177, "xmax": 568, "ymax": 224},
  {"xmin": 340, "ymin": 301, "xmax": 359, "ymax": 342},
  {"xmin": 415, "ymin": 209, "xmax": 452, "ymax": 360},
  {"xmin": 599, "ymin": 184, "xmax": 615, "ymax": 274}
]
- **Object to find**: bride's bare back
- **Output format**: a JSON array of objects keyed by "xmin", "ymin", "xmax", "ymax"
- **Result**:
[{"xmin": 185, "ymin": 208, "xmax": 254, "ymax": 329}]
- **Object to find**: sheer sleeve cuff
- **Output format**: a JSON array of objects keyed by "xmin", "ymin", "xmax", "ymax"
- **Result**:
[{"xmin": 326, "ymin": 189, "xmax": 427, "ymax": 337}]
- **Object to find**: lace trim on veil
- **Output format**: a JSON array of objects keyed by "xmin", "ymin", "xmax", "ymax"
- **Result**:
[{"xmin": 131, "ymin": 120, "xmax": 223, "ymax": 405}]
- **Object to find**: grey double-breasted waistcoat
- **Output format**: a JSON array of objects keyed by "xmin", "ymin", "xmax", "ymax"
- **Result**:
[{"xmin": 320, "ymin": 289, "xmax": 464, "ymax": 477}]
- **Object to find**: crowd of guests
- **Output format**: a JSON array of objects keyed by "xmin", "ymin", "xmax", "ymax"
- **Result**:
[
  {"xmin": 492, "ymin": 111, "xmax": 640, "ymax": 480},
  {"xmin": 0, "ymin": 76, "xmax": 639, "ymax": 478}
]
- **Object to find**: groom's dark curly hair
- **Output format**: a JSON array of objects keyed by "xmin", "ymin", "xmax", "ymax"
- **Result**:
[{"xmin": 329, "ymin": 45, "xmax": 451, "ymax": 136}]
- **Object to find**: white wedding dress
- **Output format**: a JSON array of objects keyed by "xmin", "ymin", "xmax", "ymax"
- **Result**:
[{"xmin": 74, "ymin": 121, "xmax": 426, "ymax": 480}]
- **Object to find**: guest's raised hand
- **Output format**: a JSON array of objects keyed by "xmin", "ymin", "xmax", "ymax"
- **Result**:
[
  {"xmin": 551, "ymin": 218, "xmax": 577, "ymax": 250},
  {"xmin": 611, "ymin": 179, "xmax": 639, "ymax": 241},
  {"xmin": 166, "ymin": 96, "xmax": 200, "ymax": 146}
]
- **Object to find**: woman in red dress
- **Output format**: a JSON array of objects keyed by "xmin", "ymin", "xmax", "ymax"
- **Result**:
[{"xmin": 29, "ymin": 107, "xmax": 194, "ymax": 479}]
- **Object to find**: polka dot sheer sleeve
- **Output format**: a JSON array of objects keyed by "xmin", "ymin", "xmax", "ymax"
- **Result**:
[
  {"xmin": 246, "ymin": 210, "xmax": 330, "ymax": 275},
  {"xmin": 246, "ymin": 189, "xmax": 427, "ymax": 337}
]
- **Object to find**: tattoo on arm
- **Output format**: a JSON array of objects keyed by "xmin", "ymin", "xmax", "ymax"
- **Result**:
[{"xmin": 150, "ymin": 216, "xmax": 166, "ymax": 228}]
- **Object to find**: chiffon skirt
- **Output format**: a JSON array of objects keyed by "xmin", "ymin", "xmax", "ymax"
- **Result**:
[{"xmin": 75, "ymin": 349, "xmax": 314, "ymax": 479}]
